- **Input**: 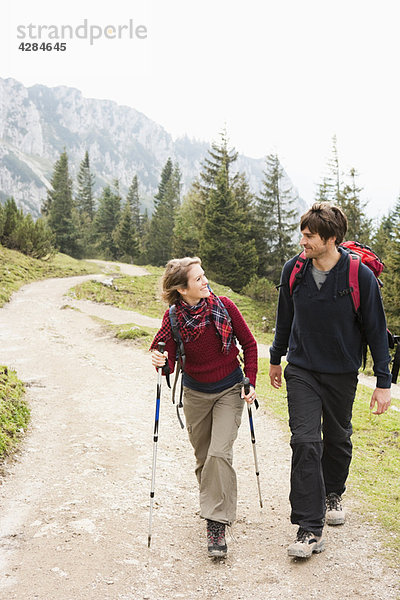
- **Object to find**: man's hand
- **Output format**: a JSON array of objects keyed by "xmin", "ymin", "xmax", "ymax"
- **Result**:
[
  {"xmin": 269, "ymin": 364, "xmax": 282, "ymax": 389},
  {"xmin": 370, "ymin": 387, "xmax": 391, "ymax": 415}
]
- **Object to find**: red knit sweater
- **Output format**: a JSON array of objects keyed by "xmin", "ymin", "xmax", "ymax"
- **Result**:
[{"xmin": 159, "ymin": 297, "xmax": 258, "ymax": 387}]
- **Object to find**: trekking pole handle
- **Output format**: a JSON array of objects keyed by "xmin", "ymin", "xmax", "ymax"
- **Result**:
[
  {"xmin": 243, "ymin": 376, "xmax": 259, "ymax": 409},
  {"xmin": 158, "ymin": 341, "xmax": 166, "ymax": 354}
]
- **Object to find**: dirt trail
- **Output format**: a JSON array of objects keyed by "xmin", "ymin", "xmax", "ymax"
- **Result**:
[{"xmin": 0, "ymin": 269, "xmax": 399, "ymax": 600}]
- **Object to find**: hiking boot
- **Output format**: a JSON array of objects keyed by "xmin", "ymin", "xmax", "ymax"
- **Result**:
[
  {"xmin": 206, "ymin": 519, "xmax": 227, "ymax": 558},
  {"xmin": 287, "ymin": 527, "xmax": 325, "ymax": 558},
  {"xmin": 326, "ymin": 492, "xmax": 345, "ymax": 525}
]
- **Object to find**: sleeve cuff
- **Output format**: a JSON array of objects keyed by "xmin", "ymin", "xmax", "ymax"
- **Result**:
[
  {"xmin": 245, "ymin": 370, "xmax": 257, "ymax": 388},
  {"xmin": 376, "ymin": 374, "xmax": 392, "ymax": 388}
]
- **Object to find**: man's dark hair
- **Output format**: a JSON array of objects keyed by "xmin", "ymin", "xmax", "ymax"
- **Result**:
[{"xmin": 300, "ymin": 202, "xmax": 348, "ymax": 245}]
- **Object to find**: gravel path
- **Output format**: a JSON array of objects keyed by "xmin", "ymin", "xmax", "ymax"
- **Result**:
[{"xmin": 0, "ymin": 270, "xmax": 398, "ymax": 599}]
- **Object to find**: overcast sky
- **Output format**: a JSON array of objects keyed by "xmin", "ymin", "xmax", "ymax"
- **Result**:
[{"xmin": 2, "ymin": 0, "xmax": 400, "ymax": 220}]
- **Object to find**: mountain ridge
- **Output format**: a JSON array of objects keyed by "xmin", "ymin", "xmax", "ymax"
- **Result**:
[{"xmin": 0, "ymin": 77, "xmax": 304, "ymax": 217}]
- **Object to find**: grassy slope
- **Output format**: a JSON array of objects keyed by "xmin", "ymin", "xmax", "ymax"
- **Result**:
[
  {"xmin": 0, "ymin": 245, "xmax": 101, "ymax": 307},
  {"xmin": 0, "ymin": 366, "xmax": 30, "ymax": 457}
]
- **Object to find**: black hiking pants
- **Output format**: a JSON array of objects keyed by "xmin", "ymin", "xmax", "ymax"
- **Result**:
[{"xmin": 284, "ymin": 364, "xmax": 358, "ymax": 537}]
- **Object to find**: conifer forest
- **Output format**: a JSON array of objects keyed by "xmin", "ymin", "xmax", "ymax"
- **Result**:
[{"xmin": 1, "ymin": 133, "xmax": 400, "ymax": 332}]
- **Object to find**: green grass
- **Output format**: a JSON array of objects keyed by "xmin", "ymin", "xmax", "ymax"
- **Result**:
[
  {"xmin": 113, "ymin": 323, "xmax": 157, "ymax": 348},
  {"xmin": 69, "ymin": 272, "xmax": 165, "ymax": 319},
  {"xmin": 257, "ymin": 357, "xmax": 400, "ymax": 558},
  {"xmin": 70, "ymin": 313, "xmax": 157, "ymax": 350},
  {"xmin": 0, "ymin": 366, "xmax": 30, "ymax": 458},
  {"xmin": 0, "ymin": 244, "xmax": 101, "ymax": 307}
]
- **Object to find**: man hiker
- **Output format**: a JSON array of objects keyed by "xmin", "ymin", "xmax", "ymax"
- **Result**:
[{"xmin": 269, "ymin": 202, "xmax": 392, "ymax": 558}]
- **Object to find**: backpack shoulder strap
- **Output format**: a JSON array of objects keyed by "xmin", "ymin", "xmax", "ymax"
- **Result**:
[
  {"xmin": 346, "ymin": 252, "xmax": 367, "ymax": 368},
  {"xmin": 169, "ymin": 304, "xmax": 180, "ymax": 343},
  {"xmin": 169, "ymin": 304, "xmax": 186, "ymax": 428},
  {"xmin": 289, "ymin": 251, "xmax": 308, "ymax": 295},
  {"xmin": 347, "ymin": 252, "xmax": 361, "ymax": 313},
  {"xmin": 169, "ymin": 304, "xmax": 185, "ymax": 360}
]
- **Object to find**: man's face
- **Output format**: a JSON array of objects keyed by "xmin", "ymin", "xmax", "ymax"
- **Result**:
[{"xmin": 300, "ymin": 226, "xmax": 335, "ymax": 259}]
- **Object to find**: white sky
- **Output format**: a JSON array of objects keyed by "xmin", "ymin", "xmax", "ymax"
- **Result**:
[{"xmin": 2, "ymin": 0, "xmax": 400, "ymax": 220}]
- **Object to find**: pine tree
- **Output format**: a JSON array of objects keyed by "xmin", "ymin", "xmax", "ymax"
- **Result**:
[
  {"xmin": 45, "ymin": 151, "xmax": 79, "ymax": 256},
  {"xmin": 0, "ymin": 198, "xmax": 21, "ymax": 247},
  {"xmin": 255, "ymin": 153, "xmax": 298, "ymax": 281},
  {"xmin": 173, "ymin": 187, "xmax": 204, "ymax": 257},
  {"xmin": 114, "ymin": 201, "xmax": 139, "ymax": 261},
  {"xmin": 315, "ymin": 178, "xmax": 331, "ymax": 202},
  {"xmin": 195, "ymin": 128, "xmax": 238, "ymax": 200},
  {"xmin": 176, "ymin": 129, "xmax": 257, "ymax": 289},
  {"xmin": 381, "ymin": 196, "xmax": 400, "ymax": 331},
  {"xmin": 76, "ymin": 151, "xmax": 95, "ymax": 219},
  {"xmin": 30, "ymin": 218, "xmax": 54, "ymax": 258},
  {"xmin": 372, "ymin": 212, "xmax": 395, "ymax": 261},
  {"xmin": 74, "ymin": 151, "xmax": 97, "ymax": 257},
  {"xmin": 126, "ymin": 175, "xmax": 141, "ymax": 233},
  {"xmin": 146, "ymin": 159, "xmax": 181, "ymax": 266},
  {"xmin": 315, "ymin": 135, "xmax": 342, "ymax": 205},
  {"xmin": 94, "ymin": 184, "xmax": 121, "ymax": 259},
  {"xmin": 9, "ymin": 214, "xmax": 54, "ymax": 258},
  {"xmin": 338, "ymin": 168, "xmax": 372, "ymax": 243},
  {"xmin": 0, "ymin": 202, "xmax": 4, "ymax": 239},
  {"xmin": 0, "ymin": 197, "xmax": 54, "ymax": 257},
  {"xmin": 233, "ymin": 172, "xmax": 259, "ymax": 246},
  {"xmin": 199, "ymin": 159, "xmax": 257, "ymax": 291},
  {"xmin": 327, "ymin": 134, "xmax": 341, "ymax": 203},
  {"xmin": 154, "ymin": 158, "xmax": 174, "ymax": 207}
]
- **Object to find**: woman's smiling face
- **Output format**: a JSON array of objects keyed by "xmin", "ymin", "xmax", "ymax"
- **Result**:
[{"xmin": 179, "ymin": 264, "xmax": 210, "ymax": 305}]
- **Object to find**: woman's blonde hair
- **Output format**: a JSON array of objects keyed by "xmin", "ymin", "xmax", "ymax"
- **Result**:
[{"xmin": 161, "ymin": 257, "xmax": 202, "ymax": 305}]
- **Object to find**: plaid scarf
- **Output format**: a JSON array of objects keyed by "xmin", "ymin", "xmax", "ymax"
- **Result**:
[{"xmin": 150, "ymin": 291, "xmax": 234, "ymax": 354}]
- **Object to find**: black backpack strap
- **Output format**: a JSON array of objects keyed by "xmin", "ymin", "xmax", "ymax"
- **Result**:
[
  {"xmin": 169, "ymin": 305, "xmax": 185, "ymax": 366},
  {"xmin": 169, "ymin": 305, "xmax": 185, "ymax": 429}
]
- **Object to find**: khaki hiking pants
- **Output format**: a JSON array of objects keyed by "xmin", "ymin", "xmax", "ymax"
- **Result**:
[{"xmin": 183, "ymin": 382, "xmax": 244, "ymax": 526}]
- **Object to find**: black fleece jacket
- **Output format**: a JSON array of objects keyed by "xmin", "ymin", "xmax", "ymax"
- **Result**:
[{"xmin": 270, "ymin": 247, "xmax": 392, "ymax": 388}]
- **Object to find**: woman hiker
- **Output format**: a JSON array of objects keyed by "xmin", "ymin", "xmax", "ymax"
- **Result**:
[{"xmin": 150, "ymin": 257, "xmax": 258, "ymax": 558}]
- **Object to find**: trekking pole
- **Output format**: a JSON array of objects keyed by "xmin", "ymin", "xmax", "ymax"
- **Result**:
[
  {"xmin": 243, "ymin": 377, "xmax": 263, "ymax": 508},
  {"xmin": 392, "ymin": 336, "xmax": 400, "ymax": 384},
  {"xmin": 148, "ymin": 341, "xmax": 165, "ymax": 548}
]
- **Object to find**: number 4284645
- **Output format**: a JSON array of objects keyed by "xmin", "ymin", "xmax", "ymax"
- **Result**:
[{"xmin": 19, "ymin": 42, "xmax": 67, "ymax": 51}]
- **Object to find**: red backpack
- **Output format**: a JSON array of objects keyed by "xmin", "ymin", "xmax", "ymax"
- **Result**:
[{"xmin": 289, "ymin": 241, "xmax": 384, "ymax": 311}]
